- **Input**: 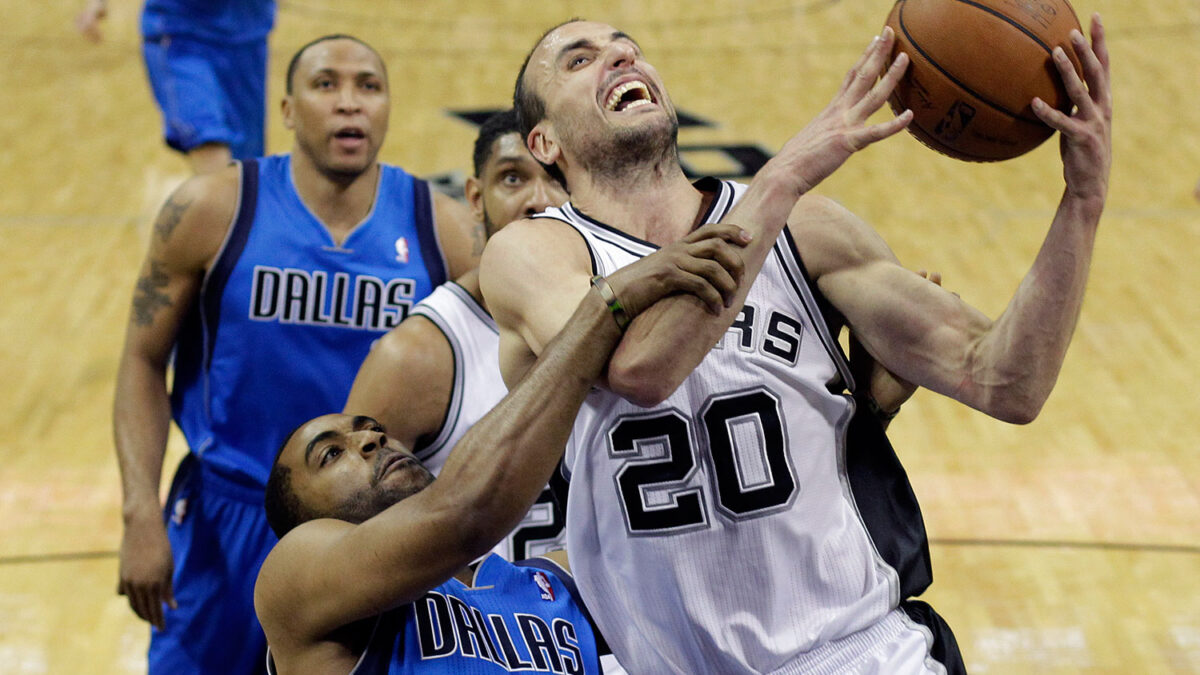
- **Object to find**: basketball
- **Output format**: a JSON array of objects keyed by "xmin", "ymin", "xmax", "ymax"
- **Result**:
[{"xmin": 884, "ymin": 0, "xmax": 1084, "ymax": 161}]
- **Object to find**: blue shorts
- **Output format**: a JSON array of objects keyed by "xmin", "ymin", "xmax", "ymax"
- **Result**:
[
  {"xmin": 142, "ymin": 33, "xmax": 267, "ymax": 160},
  {"xmin": 148, "ymin": 454, "xmax": 277, "ymax": 675}
]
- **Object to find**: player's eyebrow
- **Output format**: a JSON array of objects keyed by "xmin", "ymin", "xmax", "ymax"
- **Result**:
[{"xmin": 351, "ymin": 415, "xmax": 381, "ymax": 431}]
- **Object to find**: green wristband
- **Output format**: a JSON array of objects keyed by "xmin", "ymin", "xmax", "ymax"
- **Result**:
[{"xmin": 590, "ymin": 275, "xmax": 631, "ymax": 331}]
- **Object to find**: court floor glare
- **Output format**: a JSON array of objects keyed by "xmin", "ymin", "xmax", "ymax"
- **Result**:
[{"xmin": 1, "ymin": 0, "xmax": 1197, "ymax": 672}]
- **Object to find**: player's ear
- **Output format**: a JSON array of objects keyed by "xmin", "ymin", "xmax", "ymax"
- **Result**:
[
  {"xmin": 527, "ymin": 123, "xmax": 560, "ymax": 166},
  {"xmin": 281, "ymin": 95, "xmax": 296, "ymax": 130},
  {"xmin": 464, "ymin": 175, "xmax": 485, "ymax": 224}
]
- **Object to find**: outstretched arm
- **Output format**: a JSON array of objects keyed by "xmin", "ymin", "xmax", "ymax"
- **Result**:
[
  {"xmin": 819, "ymin": 17, "xmax": 1112, "ymax": 423},
  {"xmin": 256, "ymin": 230, "xmax": 747, "ymax": 646}
]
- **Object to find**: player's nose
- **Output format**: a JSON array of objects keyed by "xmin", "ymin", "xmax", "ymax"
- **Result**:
[
  {"xmin": 523, "ymin": 179, "xmax": 561, "ymax": 216},
  {"xmin": 604, "ymin": 39, "xmax": 638, "ymax": 70}
]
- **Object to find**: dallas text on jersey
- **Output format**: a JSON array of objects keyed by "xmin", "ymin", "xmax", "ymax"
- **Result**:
[{"xmin": 249, "ymin": 266, "xmax": 415, "ymax": 330}]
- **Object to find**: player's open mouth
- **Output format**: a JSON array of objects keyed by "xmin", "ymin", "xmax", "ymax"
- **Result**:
[
  {"xmin": 605, "ymin": 80, "xmax": 655, "ymax": 112},
  {"xmin": 334, "ymin": 128, "xmax": 366, "ymax": 143}
]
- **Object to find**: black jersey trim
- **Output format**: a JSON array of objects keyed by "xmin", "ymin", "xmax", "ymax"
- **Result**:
[
  {"xmin": 200, "ymin": 158, "xmax": 259, "ymax": 373},
  {"xmin": 412, "ymin": 179, "xmax": 448, "ymax": 288},
  {"xmin": 442, "ymin": 281, "xmax": 498, "ymax": 335},
  {"xmin": 774, "ymin": 227, "xmax": 855, "ymax": 392},
  {"xmin": 900, "ymin": 599, "xmax": 966, "ymax": 674},
  {"xmin": 532, "ymin": 211, "xmax": 600, "ymax": 276}
]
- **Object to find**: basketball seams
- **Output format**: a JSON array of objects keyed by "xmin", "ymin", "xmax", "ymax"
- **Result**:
[
  {"xmin": 951, "ymin": 0, "xmax": 1055, "ymax": 55},
  {"xmin": 896, "ymin": 0, "xmax": 1045, "ymax": 124}
]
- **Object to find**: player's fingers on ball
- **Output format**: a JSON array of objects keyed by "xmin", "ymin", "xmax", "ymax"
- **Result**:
[
  {"xmin": 1090, "ymin": 14, "xmax": 1110, "ymax": 71},
  {"xmin": 1069, "ymin": 30, "xmax": 1106, "ymax": 104},
  {"xmin": 1052, "ymin": 47, "xmax": 1091, "ymax": 111},
  {"xmin": 1031, "ymin": 98, "xmax": 1070, "ymax": 131},
  {"xmin": 841, "ymin": 34, "xmax": 880, "ymax": 94},
  {"xmin": 857, "ymin": 52, "xmax": 908, "ymax": 116},
  {"xmin": 860, "ymin": 110, "xmax": 912, "ymax": 146}
]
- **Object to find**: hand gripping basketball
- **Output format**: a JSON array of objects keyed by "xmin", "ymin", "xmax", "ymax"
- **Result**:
[{"xmin": 770, "ymin": 27, "xmax": 913, "ymax": 197}]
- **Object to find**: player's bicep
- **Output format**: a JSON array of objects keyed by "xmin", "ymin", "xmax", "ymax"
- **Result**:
[{"xmin": 121, "ymin": 175, "xmax": 233, "ymax": 366}]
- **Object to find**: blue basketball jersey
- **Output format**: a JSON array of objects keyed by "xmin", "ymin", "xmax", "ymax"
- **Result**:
[
  {"xmin": 142, "ymin": 0, "xmax": 275, "ymax": 42},
  {"xmin": 354, "ymin": 555, "xmax": 601, "ymax": 674},
  {"xmin": 170, "ymin": 155, "xmax": 448, "ymax": 488}
]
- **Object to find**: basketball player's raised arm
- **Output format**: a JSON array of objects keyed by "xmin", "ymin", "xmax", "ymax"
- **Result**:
[
  {"xmin": 432, "ymin": 190, "xmax": 484, "ymax": 280},
  {"xmin": 342, "ymin": 316, "xmax": 453, "ymax": 451},
  {"xmin": 812, "ymin": 18, "xmax": 1111, "ymax": 423},
  {"xmin": 256, "ymin": 250, "xmax": 732, "ymax": 646},
  {"xmin": 113, "ymin": 169, "xmax": 238, "ymax": 629},
  {"xmin": 599, "ymin": 29, "xmax": 913, "ymax": 405}
]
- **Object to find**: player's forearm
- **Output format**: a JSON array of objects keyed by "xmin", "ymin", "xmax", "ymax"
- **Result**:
[
  {"xmin": 958, "ymin": 193, "xmax": 1101, "ymax": 422},
  {"xmin": 606, "ymin": 172, "xmax": 797, "ymax": 406},
  {"xmin": 113, "ymin": 354, "xmax": 173, "ymax": 521},
  {"xmin": 433, "ymin": 289, "xmax": 618, "ymax": 556}
]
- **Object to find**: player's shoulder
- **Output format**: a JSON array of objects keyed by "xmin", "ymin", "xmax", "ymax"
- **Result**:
[
  {"xmin": 786, "ymin": 192, "xmax": 887, "ymax": 276},
  {"xmin": 150, "ymin": 164, "xmax": 242, "ymax": 266},
  {"xmin": 368, "ymin": 313, "xmax": 452, "ymax": 375},
  {"xmin": 484, "ymin": 215, "xmax": 588, "ymax": 263}
]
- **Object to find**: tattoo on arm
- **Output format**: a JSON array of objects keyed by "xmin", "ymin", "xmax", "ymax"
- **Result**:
[
  {"xmin": 132, "ymin": 260, "xmax": 173, "ymax": 326},
  {"xmin": 154, "ymin": 194, "xmax": 192, "ymax": 242}
]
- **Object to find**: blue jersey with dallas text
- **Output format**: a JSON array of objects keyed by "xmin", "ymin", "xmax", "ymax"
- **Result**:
[
  {"xmin": 352, "ymin": 555, "xmax": 601, "ymax": 674},
  {"xmin": 170, "ymin": 155, "xmax": 447, "ymax": 488}
]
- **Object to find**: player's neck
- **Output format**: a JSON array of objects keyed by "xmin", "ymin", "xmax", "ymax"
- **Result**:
[
  {"xmin": 570, "ymin": 165, "xmax": 702, "ymax": 246},
  {"xmin": 289, "ymin": 151, "xmax": 380, "ymax": 244}
]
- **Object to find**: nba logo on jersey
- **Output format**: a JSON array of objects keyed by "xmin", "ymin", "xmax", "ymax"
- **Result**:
[
  {"xmin": 533, "ymin": 571, "xmax": 554, "ymax": 601},
  {"xmin": 394, "ymin": 237, "xmax": 409, "ymax": 264}
]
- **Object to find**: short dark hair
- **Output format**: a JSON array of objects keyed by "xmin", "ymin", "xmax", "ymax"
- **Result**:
[
  {"xmin": 513, "ymin": 20, "xmax": 583, "ymax": 189},
  {"xmin": 285, "ymin": 34, "xmax": 388, "ymax": 95},
  {"xmin": 472, "ymin": 109, "xmax": 523, "ymax": 178},
  {"xmin": 263, "ymin": 426, "xmax": 315, "ymax": 537}
]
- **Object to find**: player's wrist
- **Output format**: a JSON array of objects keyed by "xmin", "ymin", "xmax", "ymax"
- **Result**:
[{"xmin": 590, "ymin": 275, "xmax": 632, "ymax": 331}]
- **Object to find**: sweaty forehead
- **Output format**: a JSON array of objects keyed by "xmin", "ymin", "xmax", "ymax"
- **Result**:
[{"xmin": 529, "ymin": 21, "xmax": 631, "ymax": 80}]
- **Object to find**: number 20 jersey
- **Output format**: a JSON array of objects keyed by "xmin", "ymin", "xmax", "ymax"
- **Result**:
[{"xmin": 542, "ymin": 179, "xmax": 901, "ymax": 674}]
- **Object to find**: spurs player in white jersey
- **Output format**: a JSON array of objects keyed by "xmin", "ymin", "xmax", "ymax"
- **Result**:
[
  {"xmin": 345, "ymin": 109, "xmax": 570, "ymax": 561},
  {"xmin": 481, "ymin": 18, "xmax": 1112, "ymax": 674}
]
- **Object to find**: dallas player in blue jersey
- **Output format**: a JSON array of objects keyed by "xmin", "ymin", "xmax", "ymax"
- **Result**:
[
  {"xmin": 113, "ymin": 34, "xmax": 481, "ymax": 675},
  {"xmin": 76, "ymin": 0, "xmax": 276, "ymax": 174},
  {"xmin": 256, "ymin": 218, "xmax": 753, "ymax": 674},
  {"xmin": 482, "ymin": 17, "xmax": 1111, "ymax": 674}
]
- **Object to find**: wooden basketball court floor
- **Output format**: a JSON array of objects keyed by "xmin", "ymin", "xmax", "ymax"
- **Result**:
[{"xmin": 1, "ymin": 0, "xmax": 1197, "ymax": 672}]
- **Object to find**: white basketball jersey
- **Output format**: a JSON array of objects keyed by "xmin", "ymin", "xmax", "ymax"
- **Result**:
[
  {"xmin": 543, "ymin": 179, "xmax": 901, "ymax": 674},
  {"xmin": 410, "ymin": 282, "xmax": 566, "ymax": 562}
]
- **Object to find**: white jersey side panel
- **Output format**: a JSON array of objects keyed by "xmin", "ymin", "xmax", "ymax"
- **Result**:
[
  {"xmin": 410, "ymin": 282, "xmax": 566, "ymax": 562},
  {"xmin": 541, "ymin": 181, "xmax": 900, "ymax": 674}
]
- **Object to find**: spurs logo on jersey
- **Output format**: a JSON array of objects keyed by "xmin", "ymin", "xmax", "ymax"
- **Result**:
[
  {"xmin": 248, "ymin": 265, "xmax": 414, "ymax": 330},
  {"xmin": 414, "ymin": 590, "xmax": 586, "ymax": 673}
]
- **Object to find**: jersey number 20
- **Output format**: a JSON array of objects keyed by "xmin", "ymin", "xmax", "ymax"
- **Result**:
[{"xmin": 609, "ymin": 388, "xmax": 797, "ymax": 534}]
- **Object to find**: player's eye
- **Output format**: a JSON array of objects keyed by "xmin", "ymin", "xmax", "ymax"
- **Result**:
[
  {"xmin": 502, "ymin": 172, "xmax": 523, "ymax": 187},
  {"xmin": 319, "ymin": 447, "xmax": 342, "ymax": 467},
  {"xmin": 568, "ymin": 54, "xmax": 590, "ymax": 69}
]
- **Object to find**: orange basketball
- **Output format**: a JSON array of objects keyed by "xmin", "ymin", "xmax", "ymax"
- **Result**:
[{"xmin": 885, "ymin": 0, "xmax": 1084, "ymax": 162}]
